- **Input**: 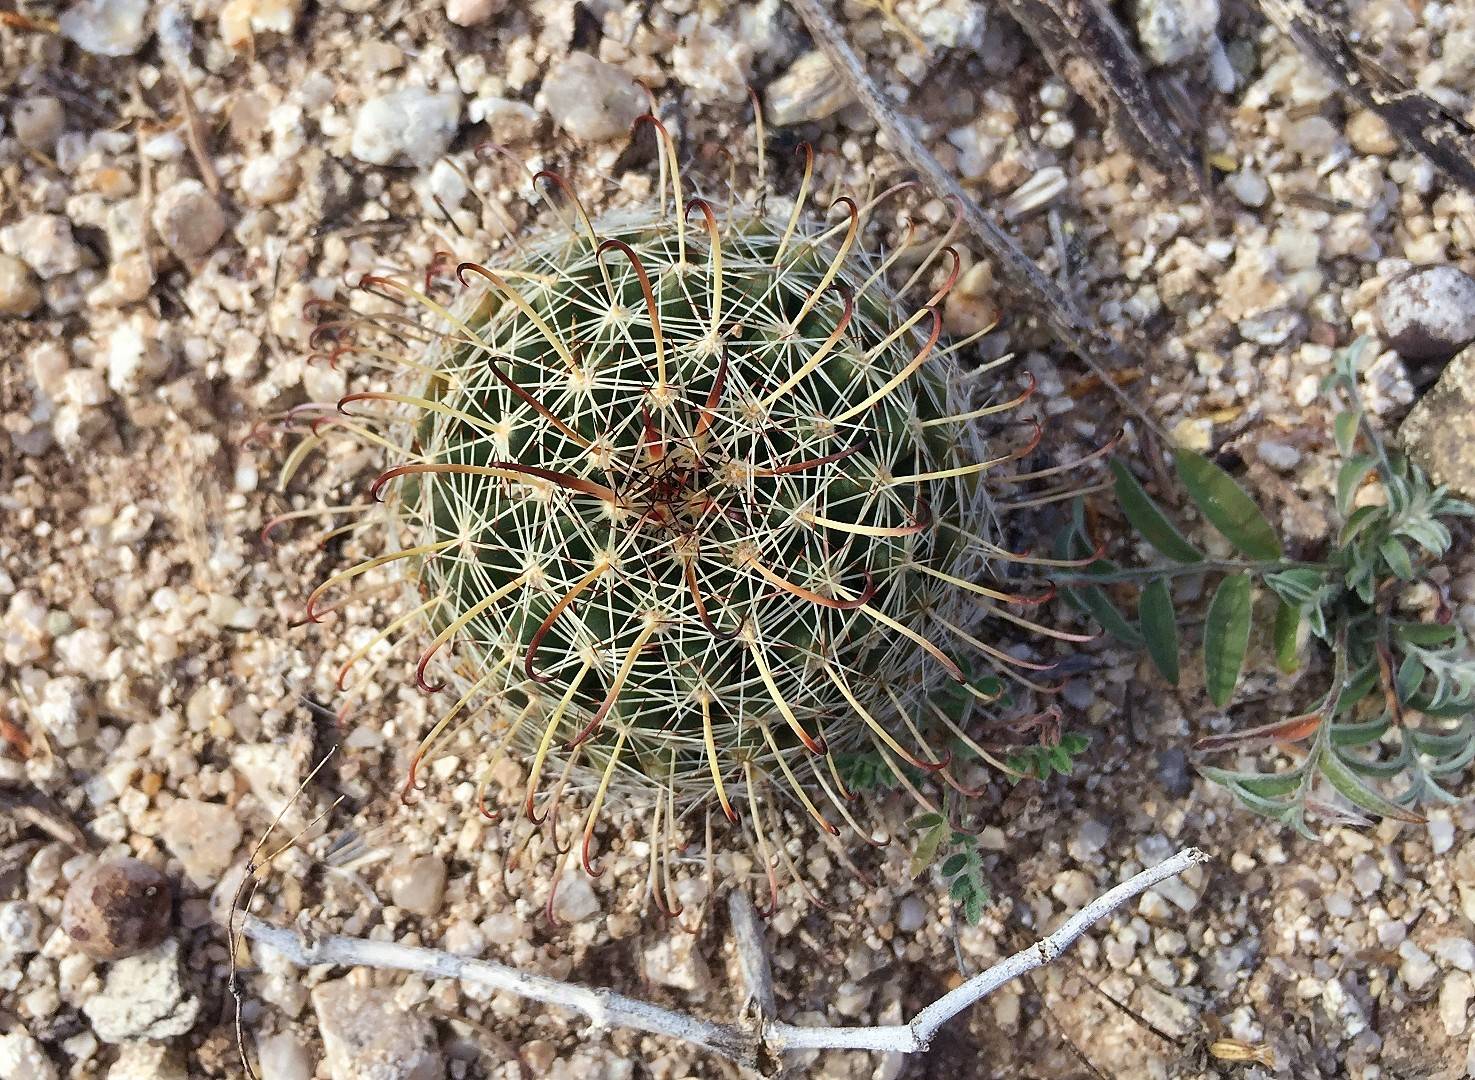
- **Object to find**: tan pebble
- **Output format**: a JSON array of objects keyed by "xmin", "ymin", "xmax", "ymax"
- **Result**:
[
  {"xmin": 942, "ymin": 260, "xmax": 998, "ymax": 338},
  {"xmin": 61, "ymin": 859, "xmax": 173, "ymax": 961},
  {"xmin": 522, "ymin": 1039, "xmax": 557, "ymax": 1072},
  {"xmin": 1347, "ymin": 110, "xmax": 1398, "ymax": 156},
  {"xmin": 90, "ymin": 166, "xmax": 135, "ymax": 199},
  {"xmin": 0, "ymin": 254, "xmax": 42, "ymax": 317}
]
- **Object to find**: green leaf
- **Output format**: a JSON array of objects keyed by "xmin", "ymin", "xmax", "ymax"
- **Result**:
[
  {"xmin": 1427, "ymin": 736, "xmax": 1475, "ymax": 777},
  {"xmin": 1393, "ymin": 622, "xmax": 1460, "ymax": 647},
  {"xmin": 1334, "ymin": 410, "xmax": 1359, "ymax": 456},
  {"xmin": 1203, "ymin": 574, "xmax": 1253, "ymax": 706},
  {"xmin": 940, "ymin": 852, "xmax": 967, "ymax": 877},
  {"xmin": 963, "ymin": 889, "xmax": 986, "ymax": 925},
  {"xmin": 1055, "ymin": 506, "xmax": 1143, "ymax": 645},
  {"xmin": 1321, "ymin": 750, "xmax": 1426, "ymax": 824},
  {"xmin": 1139, "ymin": 579, "xmax": 1180, "ymax": 685},
  {"xmin": 1395, "ymin": 654, "xmax": 1426, "ymax": 700},
  {"xmin": 1339, "ymin": 504, "xmax": 1383, "ymax": 547},
  {"xmin": 1108, "ymin": 459, "xmax": 1204, "ymax": 563},
  {"xmin": 834, "ymin": 751, "xmax": 896, "ymax": 792},
  {"xmin": 1331, "ymin": 716, "xmax": 1390, "ymax": 748},
  {"xmin": 1336, "ymin": 454, "xmax": 1377, "ymax": 515},
  {"xmin": 1399, "ymin": 517, "xmax": 1452, "ymax": 557},
  {"xmin": 1197, "ymin": 764, "xmax": 1303, "ymax": 798},
  {"xmin": 1272, "ymin": 598, "xmax": 1302, "ymax": 673},
  {"xmin": 1264, "ymin": 568, "xmax": 1327, "ymax": 604},
  {"xmin": 1173, "ymin": 449, "xmax": 1283, "ymax": 560},
  {"xmin": 1404, "ymin": 691, "xmax": 1475, "ymax": 719},
  {"xmin": 1380, "ymin": 537, "xmax": 1414, "ymax": 580},
  {"xmin": 909, "ymin": 822, "xmax": 947, "ymax": 879},
  {"xmin": 1061, "ymin": 581, "xmax": 1144, "ymax": 647},
  {"xmin": 1335, "ymin": 663, "xmax": 1378, "ymax": 715},
  {"xmin": 1336, "ymin": 749, "xmax": 1407, "ymax": 781},
  {"xmin": 1437, "ymin": 495, "xmax": 1475, "ymax": 518}
]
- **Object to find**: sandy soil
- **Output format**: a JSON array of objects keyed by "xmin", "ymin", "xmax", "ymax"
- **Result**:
[{"xmin": 2, "ymin": 1, "xmax": 1475, "ymax": 1078}]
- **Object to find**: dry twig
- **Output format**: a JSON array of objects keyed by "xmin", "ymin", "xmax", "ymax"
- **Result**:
[
  {"xmin": 239, "ymin": 848, "xmax": 1207, "ymax": 1070},
  {"xmin": 999, "ymin": 0, "xmax": 1202, "ymax": 192},
  {"xmin": 786, "ymin": 0, "xmax": 1170, "ymax": 441},
  {"xmin": 1258, "ymin": 0, "xmax": 1475, "ymax": 193}
]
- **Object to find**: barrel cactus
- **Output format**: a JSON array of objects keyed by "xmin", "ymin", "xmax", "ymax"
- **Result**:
[{"xmin": 276, "ymin": 119, "xmax": 1069, "ymax": 914}]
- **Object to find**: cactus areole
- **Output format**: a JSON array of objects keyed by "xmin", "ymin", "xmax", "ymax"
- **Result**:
[{"xmin": 289, "ymin": 124, "xmax": 1059, "ymax": 910}]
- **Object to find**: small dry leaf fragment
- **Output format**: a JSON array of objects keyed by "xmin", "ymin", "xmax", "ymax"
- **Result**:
[
  {"xmin": 1208, "ymin": 1038, "xmax": 1276, "ymax": 1067},
  {"xmin": 1003, "ymin": 167, "xmax": 1068, "ymax": 221}
]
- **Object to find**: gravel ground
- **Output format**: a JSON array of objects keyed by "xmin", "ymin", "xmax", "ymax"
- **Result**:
[{"xmin": 2, "ymin": 1, "xmax": 1475, "ymax": 1079}]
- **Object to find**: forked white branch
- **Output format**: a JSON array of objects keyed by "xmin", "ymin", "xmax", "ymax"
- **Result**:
[{"xmin": 240, "ymin": 847, "xmax": 1207, "ymax": 1070}]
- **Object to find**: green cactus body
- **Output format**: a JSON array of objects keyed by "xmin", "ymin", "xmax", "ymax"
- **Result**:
[{"xmin": 293, "ymin": 128, "xmax": 1047, "ymax": 908}]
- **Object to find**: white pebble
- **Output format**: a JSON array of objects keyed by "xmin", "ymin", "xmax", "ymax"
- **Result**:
[
  {"xmin": 105, "ymin": 314, "xmax": 170, "ymax": 395},
  {"xmin": 1441, "ymin": 972, "xmax": 1473, "ymax": 1037},
  {"xmin": 542, "ymin": 53, "xmax": 645, "ymax": 141},
  {"xmin": 60, "ymin": 0, "xmax": 150, "ymax": 57},
  {"xmin": 351, "ymin": 88, "xmax": 462, "ymax": 168},
  {"xmin": 1428, "ymin": 811, "xmax": 1456, "ymax": 856},
  {"xmin": 895, "ymin": 895, "xmax": 928, "ymax": 933},
  {"xmin": 1350, "ymin": 853, "xmax": 1382, "ymax": 896},
  {"xmin": 253, "ymin": 1031, "xmax": 312, "ymax": 1080},
  {"xmin": 0, "ymin": 1028, "xmax": 59, "ymax": 1080},
  {"xmin": 239, "ymin": 155, "xmax": 299, "ymax": 206},
  {"xmin": 1377, "ymin": 918, "xmax": 1407, "ymax": 949},
  {"xmin": 765, "ymin": 50, "xmax": 853, "ymax": 128},
  {"xmin": 481, "ymin": 912, "xmax": 524, "ymax": 946},
  {"xmin": 551, "ymin": 873, "xmax": 600, "ymax": 922},
  {"xmin": 1257, "ymin": 440, "xmax": 1301, "ymax": 471},
  {"xmin": 386, "ymin": 854, "xmax": 447, "ymax": 917},
  {"xmin": 0, "ymin": 215, "xmax": 84, "ymax": 280},
  {"xmin": 0, "ymin": 901, "xmax": 43, "ymax": 954},
  {"xmin": 1051, "ymin": 870, "xmax": 1095, "ymax": 909},
  {"xmin": 12, "ymin": 97, "xmax": 65, "ymax": 152},
  {"xmin": 1399, "ymin": 939, "xmax": 1438, "ymax": 992},
  {"xmin": 1042, "ymin": 120, "xmax": 1075, "ymax": 150},
  {"xmin": 219, "ymin": 0, "xmax": 301, "ymax": 50},
  {"xmin": 1377, "ymin": 265, "xmax": 1475, "ymax": 362},
  {"xmin": 1433, "ymin": 937, "xmax": 1475, "ymax": 974},
  {"xmin": 1133, "ymin": 0, "xmax": 1220, "ymax": 65},
  {"xmin": 1226, "ymin": 169, "xmax": 1269, "ymax": 208},
  {"xmin": 1347, "ymin": 110, "xmax": 1398, "ymax": 156},
  {"xmin": 445, "ymin": 0, "xmax": 505, "ymax": 27},
  {"xmin": 1068, "ymin": 819, "xmax": 1110, "ymax": 863},
  {"xmin": 1287, "ymin": 115, "xmax": 1339, "ymax": 160}
]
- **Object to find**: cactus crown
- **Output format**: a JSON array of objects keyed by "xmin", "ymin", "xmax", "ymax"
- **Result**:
[{"xmin": 279, "ymin": 121, "xmax": 1067, "ymax": 915}]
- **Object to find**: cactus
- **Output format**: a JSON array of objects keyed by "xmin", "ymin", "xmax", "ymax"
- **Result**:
[{"xmin": 272, "ymin": 119, "xmax": 1079, "ymax": 915}]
